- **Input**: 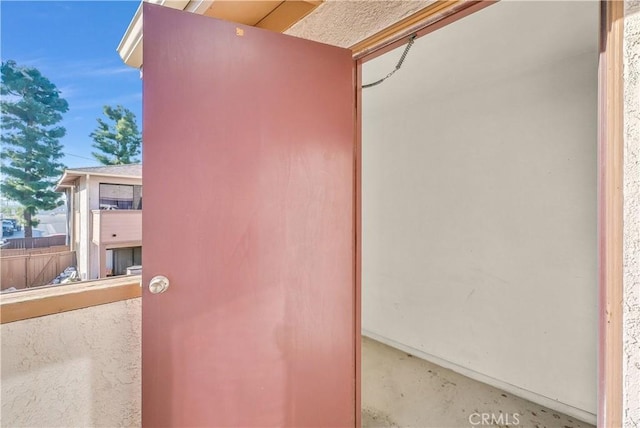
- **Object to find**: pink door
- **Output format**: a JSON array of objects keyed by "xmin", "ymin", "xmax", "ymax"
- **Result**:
[{"xmin": 142, "ymin": 4, "xmax": 357, "ymax": 427}]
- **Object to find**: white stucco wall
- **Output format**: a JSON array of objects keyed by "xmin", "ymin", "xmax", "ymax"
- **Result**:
[
  {"xmin": 0, "ymin": 298, "xmax": 141, "ymax": 428},
  {"xmin": 623, "ymin": 2, "xmax": 640, "ymax": 427},
  {"xmin": 361, "ymin": 1, "xmax": 598, "ymax": 423}
]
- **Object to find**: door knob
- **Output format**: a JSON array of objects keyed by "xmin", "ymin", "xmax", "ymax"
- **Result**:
[{"xmin": 149, "ymin": 275, "xmax": 170, "ymax": 294}]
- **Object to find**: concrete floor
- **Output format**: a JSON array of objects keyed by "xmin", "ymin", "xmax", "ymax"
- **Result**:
[{"xmin": 362, "ymin": 337, "xmax": 595, "ymax": 428}]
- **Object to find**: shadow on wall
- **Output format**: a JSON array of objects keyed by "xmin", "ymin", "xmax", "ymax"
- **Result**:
[{"xmin": 0, "ymin": 298, "xmax": 141, "ymax": 427}]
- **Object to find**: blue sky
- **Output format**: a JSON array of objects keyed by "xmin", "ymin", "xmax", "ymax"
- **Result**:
[{"xmin": 1, "ymin": 1, "xmax": 142, "ymax": 168}]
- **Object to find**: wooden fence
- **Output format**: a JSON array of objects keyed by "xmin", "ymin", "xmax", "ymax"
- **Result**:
[
  {"xmin": 2, "ymin": 235, "xmax": 67, "ymax": 250},
  {"xmin": 0, "ymin": 245, "xmax": 70, "ymax": 257},
  {"xmin": 1, "ymin": 246, "xmax": 76, "ymax": 290}
]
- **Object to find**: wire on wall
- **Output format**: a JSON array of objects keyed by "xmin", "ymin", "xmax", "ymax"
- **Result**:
[{"xmin": 362, "ymin": 35, "xmax": 417, "ymax": 89}]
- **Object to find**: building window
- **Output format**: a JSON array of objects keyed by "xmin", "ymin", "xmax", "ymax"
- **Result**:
[
  {"xmin": 106, "ymin": 246, "xmax": 142, "ymax": 276},
  {"xmin": 99, "ymin": 184, "xmax": 142, "ymax": 210}
]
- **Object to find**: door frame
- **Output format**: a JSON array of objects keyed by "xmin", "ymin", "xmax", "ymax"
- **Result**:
[{"xmin": 352, "ymin": 1, "xmax": 624, "ymax": 425}]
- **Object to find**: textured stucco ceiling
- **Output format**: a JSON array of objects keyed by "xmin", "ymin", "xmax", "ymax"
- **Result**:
[{"xmin": 285, "ymin": 1, "xmax": 433, "ymax": 48}]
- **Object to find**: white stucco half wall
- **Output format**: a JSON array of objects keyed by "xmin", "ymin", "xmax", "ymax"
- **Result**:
[
  {"xmin": 623, "ymin": 2, "xmax": 640, "ymax": 427},
  {"xmin": 0, "ymin": 298, "xmax": 141, "ymax": 428}
]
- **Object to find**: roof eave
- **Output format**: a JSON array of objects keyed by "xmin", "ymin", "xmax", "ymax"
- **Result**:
[
  {"xmin": 55, "ymin": 170, "xmax": 142, "ymax": 192},
  {"xmin": 65, "ymin": 170, "xmax": 142, "ymax": 180},
  {"xmin": 54, "ymin": 171, "xmax": 82, "ymax": 193},
  {"xmin": 117, "ymin": 0, "xmax": 212, "ymax": 69},
  {"xmin": 117, "ymin": 3, "xmax": 143, "ymax": 68}
]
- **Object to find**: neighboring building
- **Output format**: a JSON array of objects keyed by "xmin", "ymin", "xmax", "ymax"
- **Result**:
[{"xmin": 55, "ymin": 164, "xmax": 142, "ymax": 280}]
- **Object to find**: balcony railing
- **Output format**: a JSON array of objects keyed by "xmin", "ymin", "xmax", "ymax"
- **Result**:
[{"xmin": 92, "ymin": 209, "xmax": 142, "ymax": 245}]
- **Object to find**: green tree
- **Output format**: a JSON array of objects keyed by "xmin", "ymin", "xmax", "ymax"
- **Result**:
[
  {"xmin": 90, "ymin": 105, "xmax": 141, "ymax": 165},
  {"xmin": 1, "ymin": 60, "xmax": 68, "ymax": 238}
]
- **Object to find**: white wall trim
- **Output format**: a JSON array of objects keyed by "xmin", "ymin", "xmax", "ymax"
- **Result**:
[
  {"xmin": 117, "ymin": 0, "xmax": 193, "ymax": 69},
  {"xmin": 362, "ymin": 329, "xmax": 597, "ymax": 425}
]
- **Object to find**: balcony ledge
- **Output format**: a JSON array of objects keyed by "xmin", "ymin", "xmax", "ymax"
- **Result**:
[{"xmin": 0, "ymin": 275, "xmax": 142, "ymax": 324}]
